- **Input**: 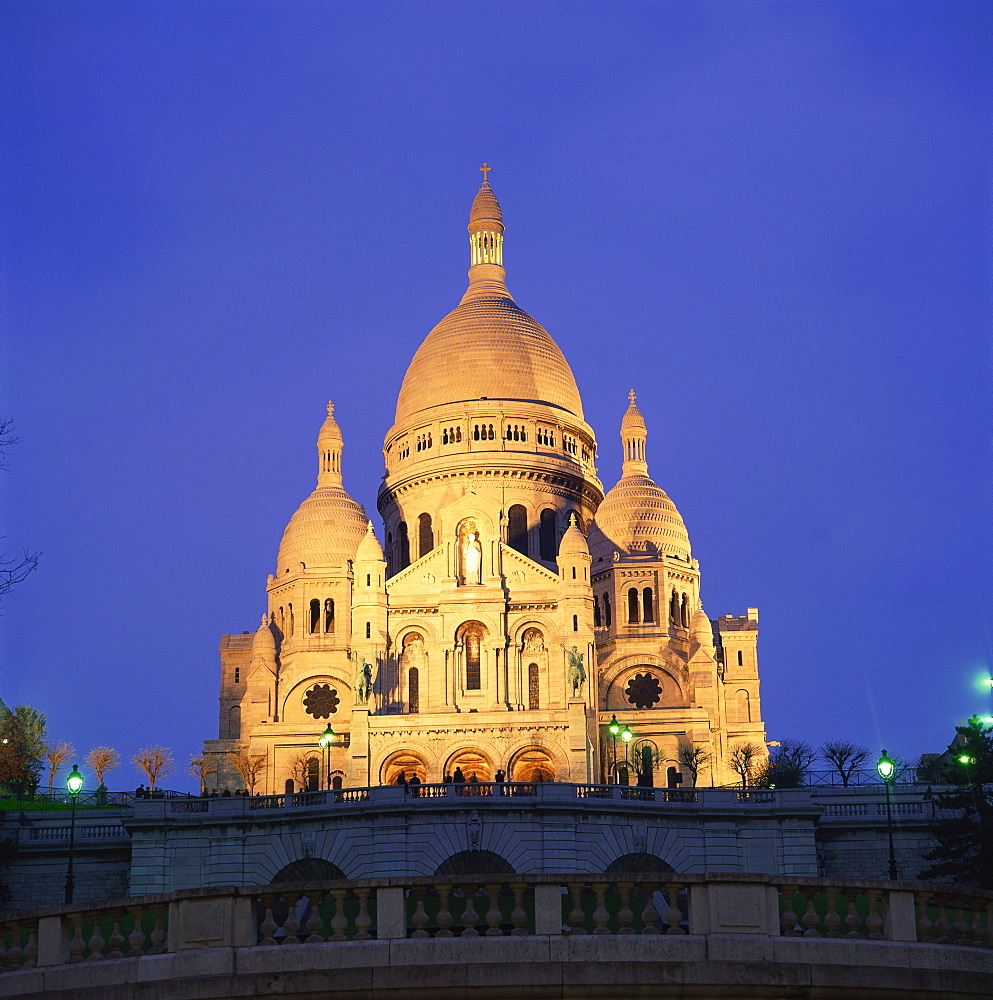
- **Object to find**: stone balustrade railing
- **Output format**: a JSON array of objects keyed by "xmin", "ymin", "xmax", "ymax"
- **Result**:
[{"xmin": 1, "ymin": 874, "xmax": 991, "ymax": 973}]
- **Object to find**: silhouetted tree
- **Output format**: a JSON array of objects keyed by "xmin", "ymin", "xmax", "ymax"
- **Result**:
[
  {"xmin": 729, "ymin": 742, "xmax": 763, "ymax": 789},
  {"xmin": 919, "ymin": 717, "xmax": 993, "ymax": 889},
  {"xmin": 676, "ymin": 739, "xmax": 711, "ymax": 787},
  {"xmin": 820, "ymin": 740, "xmax": 870, "ymax": 786},
  {"xmin": 756, "ymin": 739, "xmax": 816, "ymax": 788},
  {"xmin": 132, "ymin": 746, "xmax": 174, "ymax": 792}
]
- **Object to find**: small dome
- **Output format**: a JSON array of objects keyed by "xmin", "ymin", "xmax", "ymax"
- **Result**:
[
  {"xmin": 468, "ymin": 183, "xmax": 503, "ymax": 233},
  {"xmin": 690, "ymin": 608, "xmax": 714, "ymax": 647},
  {"xmin": 318, "ymin": 401, "xmax": 342, "ymax": 444},
  {"xmin": 558, "ymin": 519, "xmax": 590, "ymax": 558},
  {"xmin": 355, "ymin": 521, "xmax": 385, "ymax": 562},
  {"xmin": 589, "ymin": 474, "xmax": 691, "ymax": 562},
  {"xmin": 621, "ymin": 392, "xmax": 647, "ymax": 434},
  {"xmin": 253, "ymin": 615, "xmax": 277, "ymax": 654},
  {"xmin": 276, "ymin": 485, "xmax": 368, "ymax": 574}
]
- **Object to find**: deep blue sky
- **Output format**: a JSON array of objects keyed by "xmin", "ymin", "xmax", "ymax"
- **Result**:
[{"xmin": 2, "ymin": 1, "xmax": 990, "ymax": 793}]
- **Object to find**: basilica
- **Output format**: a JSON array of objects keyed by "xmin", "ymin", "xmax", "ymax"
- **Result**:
[{"xmin": 204, "ymin": 171, "xmax": 766, "ymax": 793}]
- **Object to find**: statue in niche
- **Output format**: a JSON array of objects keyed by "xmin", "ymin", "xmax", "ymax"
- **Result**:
[
  {"xmin": 522, "ymin": 628, "xmax": 545, "ymax": 655},
  {"xmin": 458, "ymin": 519, "xmax": 483, "ymax": 585},
  {"xmin": 400, "ymin": 632, "xmax": 426, "ymax": 672},
  {"xmin": 567, "ymin": 646, "xmax": 587, "ymax": 698},
  {"xmin": 350, "ymin": 651, "xmax": 374, "ymax": 706}
]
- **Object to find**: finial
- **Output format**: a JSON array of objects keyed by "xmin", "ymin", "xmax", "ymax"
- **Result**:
[
  {"xmin": 327, "ymin": 401, "xmax": 334, "ymax": 417},
  {"xmin": 628, "ymin": 389, "xmax": 637, "ymax": 404},
  {"xmin": 479, "ymin": 162, "xmax": 492, "ymax": 185},
  {"xmin": 261, "ymin": 614, "xmax": 269, "ymax": 627}
]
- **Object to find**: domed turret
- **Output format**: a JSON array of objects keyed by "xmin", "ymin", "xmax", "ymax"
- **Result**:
[
  {"xmin": 355, "ymin": 521, "xmax": 385, "ymax": 562},
  {"xmin": 252, "ymin": 614, "xmax": 277, "ymax": 657},
  {"xmin": 589, "ymin": 392, "xmax": 691, "ymax": 562},
  {"xmin": 276, "ymin": 403, "xmax": 368, "ymax": 574},
  {"xmin": 690, "ymin": 607, "xmax": 714, "ymax": 650},
  {"xmin": 558, "ymin": 517, "xmax": 590, "ymax": 558}
]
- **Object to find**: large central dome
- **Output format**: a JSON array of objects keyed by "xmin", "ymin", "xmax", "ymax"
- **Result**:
[
  {"xmin": 393, "ymin": 174, "xmax": 584, "ymax": 426},
  {"xmin": 395, "ymin": 296, "xmax": 584, "ymax": 424}
]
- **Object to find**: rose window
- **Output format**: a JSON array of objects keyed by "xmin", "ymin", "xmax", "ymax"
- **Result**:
[
  {"xmin": 625, "ymin": 673, "xmax": 662, "ymax": 709},
  {"xmin": 303, "ymin": 684, "xmax": 340, "ymax": 719}
]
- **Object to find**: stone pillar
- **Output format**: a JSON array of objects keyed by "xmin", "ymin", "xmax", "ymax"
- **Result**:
[
  {"xmin": 568, "ymin": 699, "xmax": 590, "ymax": 782},
  {"xmin": 350, "ymin": 708, "xmax": 370, "ymax": 786}
]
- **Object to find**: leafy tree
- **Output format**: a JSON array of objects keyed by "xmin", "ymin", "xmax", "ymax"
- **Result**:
[
  {"xmin": 820, "ymin": 740, "xmax": 870, "ymax": 786},
  {"xmin": 755, "ymin": 739, "xmax": 816, "ymax": 788},
  {"xmin": 0, "ymin": 705, "xmax": 47, "ymax": 794},
  {"xmin": 676, "ymin": 739, "xmax": 711, "ymax": 787},
  {"xmin": 919, "ymin": 716, "xmax": 993, "ymax": 889},
  {"xmin": 45, "ymin": 740, "xmax": 75, "ymax": 793},
  {"xmin": 85, "ymin": 746, "xmax": 121, "ymax": 787},
  {"xmin": 188, "ymin": 756, "xmax": 216, "ymax": 796},
  {"xmin": 728, "ymin": 741, "xmax": 764, "ymax": 789},
  {"xmin": 132, "ymin": 746, "xmax": 174, "ymax": 792},
  {"xmin": 232, "ymin": 750, "xmax": 267, "ymax": 795},
  {"xmin": 0, "ymin": 420, "xmax": 40, "ymax": 603}
]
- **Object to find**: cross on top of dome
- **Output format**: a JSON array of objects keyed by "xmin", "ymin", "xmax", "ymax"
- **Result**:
[{"xmin": 479, "ymin": 162, "xmax": 492, "ymax": 185}]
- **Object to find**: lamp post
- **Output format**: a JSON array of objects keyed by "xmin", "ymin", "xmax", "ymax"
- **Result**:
[
  {"xmin": 875, "ymin": 750, "xmax": 898, "ymax": 880},
  {"xmin": 621, "ymin": 724, "xmax": 633, "ymax": 785},
  {"xmin": 318, "ymin": 723, "xmax": 335, "ymax": 790},
  {"xmin": 64, "ymin": 764, "xmax": 83, "ymax": 904},
  {"xmin": 607, "ymin": 715, "xmax": 620, "ymax": 782}
]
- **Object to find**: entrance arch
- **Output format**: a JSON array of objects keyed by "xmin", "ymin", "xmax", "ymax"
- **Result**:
[{"xmin": 510, "ymin": 748, "xmax": 555, "ymax": 783}]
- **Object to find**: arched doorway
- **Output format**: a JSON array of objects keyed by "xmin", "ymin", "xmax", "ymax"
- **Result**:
[
  {"xmin": 447, "ymin": 749, "xmax": 491, "ymax": 782},
  {"xmin": 511, "ymin": 748, "xmax": 555, "ymax": 782},
  {"xmin": 382, "ymin": 752, "xmax": 428, "ymax": 786},
  {"xmin": 434, "ymin": 850, "xmax": 515, "ymax": 876}
]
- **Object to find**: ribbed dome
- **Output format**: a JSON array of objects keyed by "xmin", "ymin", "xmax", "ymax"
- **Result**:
[
  {"xmin": 276, "ymin": 486, "xmax": 368, "ymax": 574},
  {"xmin": 469, "ymin": 183, "xmax": 503, "ymax": 232},
  {"xmin": 395, "ymin": 297, "xmax": 584, "ymax": 424},
  {"xmin": 589, "ymin": 474, "xmax": 691, "ymax": 563},
  {"xmin": 558, "ymin": 519, "xmax": 590, "ymax": 558}
]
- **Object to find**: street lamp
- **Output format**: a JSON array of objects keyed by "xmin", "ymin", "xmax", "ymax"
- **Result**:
[
  {"xmin": 607, "ymin": 715, "xmax": 620, "ymax": 783},
  {"xmin": 318, "ymin": 724, "xmax": 335, "ymax": 790},
  {"xmin": 621, "ymin": 724, "xmax": 633, "ymax": 785},
  {"xmin": 64, "ymin": 764, "xmax": 83, "ymax": 904},
  {"xmin": 875, "ymin": 750, "xmax": 898, "ymax": 880}
]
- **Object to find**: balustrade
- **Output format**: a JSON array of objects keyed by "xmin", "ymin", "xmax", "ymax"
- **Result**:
[{"xmin": 1, "ymin": 876, "xmax": 991, "ymax": 974}]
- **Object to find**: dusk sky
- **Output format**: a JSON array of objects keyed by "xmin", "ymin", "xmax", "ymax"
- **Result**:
[{"xmin": 2, "ymin": 1, "xmax": 991, "ymax": 793}]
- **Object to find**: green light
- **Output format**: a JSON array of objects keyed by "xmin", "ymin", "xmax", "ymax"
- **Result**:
[
  {"xmin": 958, "ymin": 753, "xmax": 974, "ymax": 765},
  {"xmin": 318, "ymin": 724, "xmax": 335, "ymax": 748},
  {"xmin": 621, "ymin": 725, "xmax": 633, "ymax": 743},
  {"xmin": 66, "ymin": 765, "xmax": 83, "ymax": 795},
  {"xmin": 608, "ymin": 715, "xmax": 620, "ymax": 736},
  {"xmin": 876, "ymin": 750, "xmax": 895, "ymax": 781}
]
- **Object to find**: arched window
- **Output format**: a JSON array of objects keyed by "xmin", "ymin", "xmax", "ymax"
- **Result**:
[
  {"xmin": 571, "ymin": 566, "xmax": 576, "ymax": 579},
  {"xmin": 473, "ymin": 425, "xmax": 480, "ymax": 441},
  {"xmin": 733, "ymin": 689, "xmax": 751, "ymax": 722},
  {"xmin": 737, "ymin": 649, "xmax": 744, "ymax": 667},
  {"xmin": 627, "ymin": 587, "xmax": 640, "ymax": 624},
  {"xmin": 397, "ymin": 521, "xmax": 410, "ymax": 570},
  {"xmin": 331, "ymin": 775, "xmax": 343, "ymax": 790},
  {"xmin": 572, "ymin": 614, "xmax": 579, "ymax": 632},
  {"xmin": 234, "ymin": 667, "xmax": 240, "ymax": 683},
  {"xmin": 288, "ymin": 604, "xmax": 294, "ymax": 636},
  {"xmin": 309, "ymin": 599, "xmax": 320, "ymax": 634},
  {"xmin": 508, "ymin": 504, "xmax": 528, "ymax": 555},
  {"xmin": 418, "ymin": 513, "xmax": 433, "ymax": 558},
  {"xmin": 680, "ymin": 593, "xmax": 689, "ymax": 627},
  {"xmin": 670, "ymin": 590, "xmax": 679, "ymax": 623},
  {"xmin": 603, "ymin": 593, "xmax": 612, "ymax": 628},
  {"xmin": 365, "ymin": 622, "xmax": 371, "ymax": 639},
  {"xmin": 643, "ymin": 588, "xmax": 654, "ymax": 623},
  {"xmin": 442, "ymin": 429, "xmax": 449, "ymax": 445},
  {"xmin": 460, "ymin": 622, "xmax": 484, "ymax": 691},
  {"xmin": 228, "ymin": 705, "xmax": 241, "ymax": 740},
  {"xmin": 324, "ymin": 598, "xmax": 335, "ymax": 634},
  {"xmin": 408, "ymin": 667, "xmax": 419, "ymax": 714},
  {"xmin": 593, "ymin": 596, "xmax": 601, "ymax": 627},
  {"xmin": 456, "ymin": 427, "xmax": 462, "ymax": 442},
  {"xmin": 279, "ymin": 607, "xmax": 285, "ymax": 633},
  {"xmin": 306, "ymin": 757, "xmax": 319, "ymax": 792},
  {"xmin": 528, "ymin": 663, "xmax": 539, "ymax": 709},
  {"xmin": 539, "ymin": 508, "xmax": 557, "ymax": 561}
]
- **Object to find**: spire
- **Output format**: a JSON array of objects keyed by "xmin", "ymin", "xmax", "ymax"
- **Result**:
[
  {"xmin": 316, "ymin": 400, "xmax": 344, "ymax": 487},
  {"xmin": 462, "ymin": 163, "xmax": 510, "ymax": 304},
  {"xmin": 620, "ymin": 390, "xmax": 649, "ymax": 476}
]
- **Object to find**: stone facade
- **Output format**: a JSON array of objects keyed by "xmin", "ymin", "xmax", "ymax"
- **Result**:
[{"xmin": 203, "ymin": 173, "xmax": 766, "ymax": 797}]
